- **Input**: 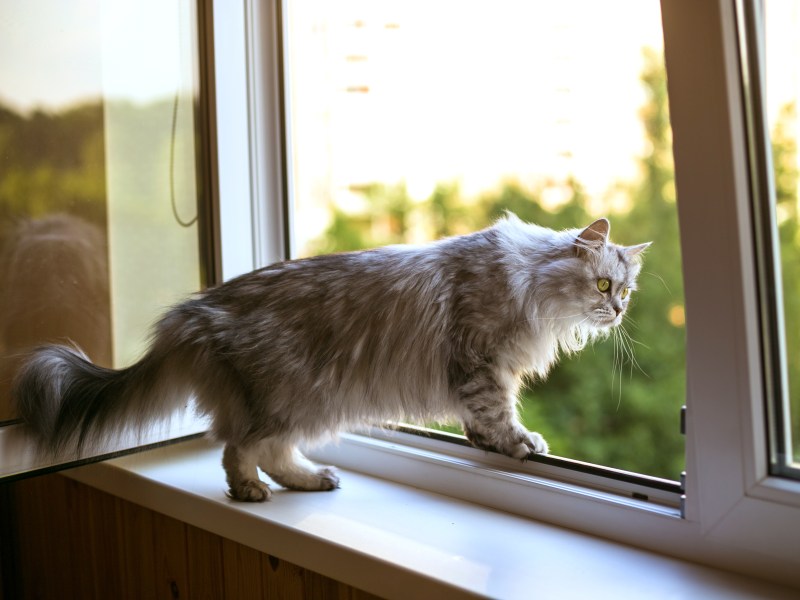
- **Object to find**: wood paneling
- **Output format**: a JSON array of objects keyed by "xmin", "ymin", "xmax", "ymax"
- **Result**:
[
  {"xmin": 222, "ymin": 538, "xmax": 264, "ymax": 600},
  {"xmin": 2, "ymin": 474, "xmax": 383, "ymax": 600}
]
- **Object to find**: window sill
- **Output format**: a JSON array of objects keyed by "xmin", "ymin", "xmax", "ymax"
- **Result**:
[{"xmin": 65, "ymin": 437, "xmax": 796, "ymax": 599}]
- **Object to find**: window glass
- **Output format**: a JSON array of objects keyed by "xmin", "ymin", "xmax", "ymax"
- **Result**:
[
  {"xmin": 765, "ymin": 0, "xmax": 800, "ymax": 472},
  {"xmin": 0, "ymin": 0, "xmax": 207, "ymax": 423},
  {"xmin": 285, "ymin": 0, "xmax": 685, "ymax": 480}
]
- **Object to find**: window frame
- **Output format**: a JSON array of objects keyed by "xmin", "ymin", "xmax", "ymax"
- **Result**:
[
  {"xmin": 740, "ymin": 0, "xmax": 800, "ymax": 482},
  {"xmin": 251, "ymin": 0, "xmax": 799, "ymax": 585},
  {"xmin": 651, "ymin": 0, "xmax": 800, "ymax": 562}
]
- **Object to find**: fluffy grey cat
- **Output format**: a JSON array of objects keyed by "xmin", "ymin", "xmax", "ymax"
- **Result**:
[{"xmin": 14, "ymin": 214, "xmax": 648, "ymax": 502}]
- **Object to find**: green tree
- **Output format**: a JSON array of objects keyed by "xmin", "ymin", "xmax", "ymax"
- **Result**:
[
  {"xmin": 772, "ymin": 101, "xmax": 800, "ymax": 461},
  {"xmin": 309, "ymin": 182, "xmax": 416, "ymax": 254},
  {"xmin": 428, "ymin": 181, "xmax": 469, "ymax": 238}
]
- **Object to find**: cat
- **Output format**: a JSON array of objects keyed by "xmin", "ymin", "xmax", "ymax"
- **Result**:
[{"xmin": 13, "ymin": 214, "xmax": 649, "ymax": 502}]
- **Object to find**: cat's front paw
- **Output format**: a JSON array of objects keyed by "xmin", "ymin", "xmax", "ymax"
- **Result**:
[
  {"xmin": 509, "ymin": 431, "xmax": 549, "ymax": 459},
  {"xmin": 528, "ymin": 431, "xmax": 549, "ymax": 454}
]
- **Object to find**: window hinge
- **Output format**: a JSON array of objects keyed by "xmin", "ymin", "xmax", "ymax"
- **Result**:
[
  {"xmin": 680, "ymin": 471, "xmax": 687, "ymax": 518},
  {"xmin": 679, "ymin": 406, "xmax": 688, "ymax": 519}
]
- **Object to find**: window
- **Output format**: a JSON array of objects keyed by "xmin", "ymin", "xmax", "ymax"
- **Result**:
[
  {"xmin": 294, "ymin": 0, "xmax": 800, "ymax": 584},
  {"xmin": 3, "ymin": 0, "xmax": 800, "ymax": 588},
  {"xmin": 283, "ymin": 0, "xmax": 686, "ymax": 485},
  {"xmin": 0, "ymin": 0, "xmax": 214, "ymax": 476}
]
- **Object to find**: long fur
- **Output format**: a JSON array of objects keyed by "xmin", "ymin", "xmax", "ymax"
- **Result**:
[{"xmin": 13, "ymin": 214, "xmax": 648, "ymax": 501}]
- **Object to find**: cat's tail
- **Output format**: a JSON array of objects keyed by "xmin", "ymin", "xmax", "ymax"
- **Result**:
[{"xmin": 12, "ymin": 340, "xmax": 192, "ymax": 456}]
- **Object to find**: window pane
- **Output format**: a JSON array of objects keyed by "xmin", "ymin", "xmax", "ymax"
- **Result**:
[
  {"xmin": 285, "ymin": 0, "xmax": 685, "ymax": 480},
  {"xmin": 765, "ymin": 0, "xmax": 800, "ymax": 471},
  {"xmin": 0, "ymin": 1, "xmax": 207, "ymax": 424}
]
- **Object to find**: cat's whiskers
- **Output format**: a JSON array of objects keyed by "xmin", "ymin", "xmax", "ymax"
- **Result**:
[
  {"xmin": 612, "ymin": 326, "xmax": 624, "ymax": 411},
  {"xmin": 610, "ymin": 320, "xmax": 650, "ymax": 411},
  {"xmin": 643, "ymin": 270, "xmax": 671, "ymax": 294},
  {"xmin": 621, "ymin": 314, "xmax": 641, "ymax": 331},
  {"xmin": 619, "ymin": 323, "xmax": 650, "ymax": 365}
]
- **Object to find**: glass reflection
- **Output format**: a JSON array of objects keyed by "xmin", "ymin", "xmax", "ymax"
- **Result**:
[{"xmin": 0, "ymin": 0, "xmax": 205, "ymax": 422}]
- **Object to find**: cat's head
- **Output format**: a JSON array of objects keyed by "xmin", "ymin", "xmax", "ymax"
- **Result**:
[{"xmin": 570, "ymin": 218, "xmax": 650, "ymax": 330}]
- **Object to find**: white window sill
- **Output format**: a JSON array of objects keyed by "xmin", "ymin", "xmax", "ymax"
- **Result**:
[{"xmin": 65, "ymin": 437, "xmax": 796, "ymax": 600}]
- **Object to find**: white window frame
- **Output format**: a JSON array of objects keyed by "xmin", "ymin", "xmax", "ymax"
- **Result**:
[
  {"xmin": 658, "ymin": 0, "xmax": 800, "ymax": 561},
  {"xmin": 227, "ymin": 0, "xmax": 800, "ymax": 586}
]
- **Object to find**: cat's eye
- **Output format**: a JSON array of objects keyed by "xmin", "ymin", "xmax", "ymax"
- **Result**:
[
  {"xmin": 597, "ymin": 278, "xmax": 611, "ymax": 293},
  {"xmin": 621, "ymin": 287, "xmax": 630, "ymax": 299}
]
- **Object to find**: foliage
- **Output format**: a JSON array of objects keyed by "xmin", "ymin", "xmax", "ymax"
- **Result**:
[{"xmin": 0, "ymin": 103, "xmax": 107, "ymax": 231}]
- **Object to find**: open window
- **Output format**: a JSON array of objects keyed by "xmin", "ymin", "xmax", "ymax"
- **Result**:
[
  {"xmin": 282, "ymin": 0, "xmax": 686, "ymax": 502},
  {"xmin": 0, "ymin": 0, "xmax": 216, "ymax": 479}
]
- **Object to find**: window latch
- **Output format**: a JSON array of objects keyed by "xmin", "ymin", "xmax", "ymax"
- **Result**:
[{"xmin": 680, "ymin": 405, "xmax": 687, "ymax": 436}]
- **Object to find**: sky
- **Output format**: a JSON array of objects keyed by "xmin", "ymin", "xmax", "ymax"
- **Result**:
[
  {"xmin": 284, "ymin": 0, "xmax": 800, "ymax": 252},
  {"xmin": 2, "ymin": 1, "xmax": 796, "ymax": 120},
  {"xmin": 285, "ymin": 0, "xmax": 668, "ymax": 250}
]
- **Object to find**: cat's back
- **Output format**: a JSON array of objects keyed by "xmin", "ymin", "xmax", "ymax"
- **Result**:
[{"xmin": 210, "ymin": 229, "xmax": 499, "ymax": 310}]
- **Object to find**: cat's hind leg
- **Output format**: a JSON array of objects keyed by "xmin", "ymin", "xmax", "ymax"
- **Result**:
[
  {"xmin": 257, "ymin": 437, "xmax": 340, "ymax": 492},
  {"xmin": 222, "ymin": 442, "xmax": 273, "ymax": 502}
]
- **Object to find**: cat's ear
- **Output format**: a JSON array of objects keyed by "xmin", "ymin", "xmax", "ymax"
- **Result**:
[
  {"xmin": 575, "ymin": 218, "xmax": 610, "ymax": 255},
  {"xmin": 624, "ymin": 242, "xmax": 652, "ymax": 257}
]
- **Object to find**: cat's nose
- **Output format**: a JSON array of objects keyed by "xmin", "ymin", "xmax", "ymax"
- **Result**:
[{"xmin": 613, "ymin": 305, "xmax": 623, "ymax": 316}]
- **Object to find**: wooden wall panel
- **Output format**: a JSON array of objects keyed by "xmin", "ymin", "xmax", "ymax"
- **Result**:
[
  {"xmin": 119, "ymin": 498, "xmax": 159, "ymax": 599},
  {"xmin": 84, "ymin": 479, "xmax": 126, "ymax": 599},
  {"xmin": 152, "ymin": 512, "xmax": 189, "ymax": 599},
  {"xmin": 2, "ymin": 473, "xmax": 383, "ymax": 600},
  {"xmin": 262, "ymin": 554, "xmax": 307, "ymax": 599},
  {"xmin": 186, "ymin": 524, "xmax": 226, "ymax": 599},
  {"xmin": 222, "ymin": 538, "xmax": 264, "ymax": 599}
]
